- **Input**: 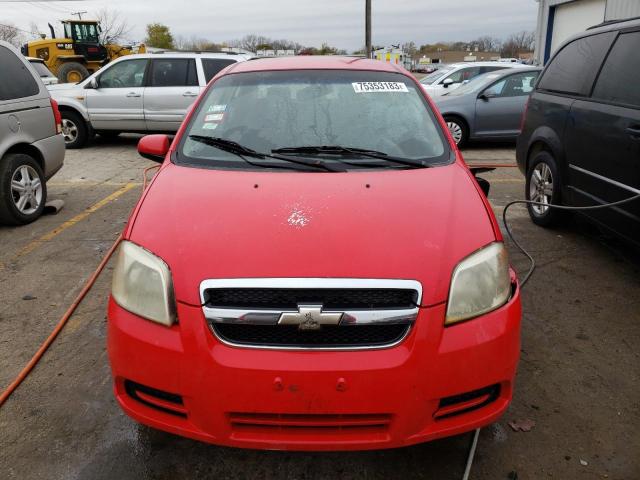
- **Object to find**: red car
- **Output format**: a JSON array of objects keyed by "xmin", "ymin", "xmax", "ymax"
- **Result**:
[{"xmin": 108, "ymin": 56, "xmax": 521, "ymax": 451}]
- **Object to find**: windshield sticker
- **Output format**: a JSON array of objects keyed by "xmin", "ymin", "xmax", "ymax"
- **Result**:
[
  {"xmin": 352, "ymin": 82, "xmax": 408, "ymax": 93},
  {"xmin": 207, "ymin": 104, "xmax": 226, "ymax": 113},
  {"xmin": 205, "ymin": 113, "xmax": 224, "ymax": 122},
  {"xmin": 202, "ymin": 123, "xmax": 218, "ymax": 130}
]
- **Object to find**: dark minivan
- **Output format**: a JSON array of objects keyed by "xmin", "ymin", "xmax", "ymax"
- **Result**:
[{"xmin": 517, "ymin": 18, "xmax": 640, "ymax": 246}]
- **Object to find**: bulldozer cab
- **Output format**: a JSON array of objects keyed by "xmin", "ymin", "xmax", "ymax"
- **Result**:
[{"xmin": 62, "ymin": 21, "xmax": 108, "ymax": 63}]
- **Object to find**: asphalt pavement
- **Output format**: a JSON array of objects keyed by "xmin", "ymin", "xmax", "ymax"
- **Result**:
[{"xmin": 1, "ymin": 136, "xmax": 638, "ymax": 479}]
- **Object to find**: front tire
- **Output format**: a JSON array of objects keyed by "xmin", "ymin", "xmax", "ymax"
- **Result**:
[
  {"xmin": 525, "ymin": 151, "xmax": 565, "ymax": 227},
  {"xmin": 0, "ymin": 154, "xmax": 47, "ymax": 226},
  {"xmin": 61, "ymin": 110, "xmax": 88, "ymax": 149},
  {"xmin": 443, "ymin": 116, "xmax": 469, "ymax": 148}
]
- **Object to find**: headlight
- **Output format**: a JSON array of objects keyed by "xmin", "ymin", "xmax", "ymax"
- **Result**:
[
  {"xmin": 445, "ymin": 242, "xmax": 511, "ymax": 325},
  {"xmin": 111, "ymin": 241, "xmax": 176, "ymax": 326}
]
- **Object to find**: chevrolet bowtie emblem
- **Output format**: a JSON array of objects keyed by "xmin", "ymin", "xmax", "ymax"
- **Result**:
[{"xmin": 278, "ymin": 304, "xmax": 343, "ymax": 330}]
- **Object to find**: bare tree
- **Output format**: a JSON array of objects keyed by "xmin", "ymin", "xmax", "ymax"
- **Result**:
[
  {"xmin": 501, "ymin": 31, "xmax": 535, "ymax": 57},
  {"xmin": 474, "ymin": 36, "xmax": 501, "ymax": 52},
  {"xmin": 0, "ymin": 23, "xmax": 21, "ymax": 46},
  {"xmin": 95, "ymin": 8, "xmax": 132, "ymax": 44}
]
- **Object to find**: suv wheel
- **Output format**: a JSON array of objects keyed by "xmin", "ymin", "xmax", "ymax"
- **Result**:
[
  {"xmin": 443, "ymin": 116, "xmax": 469, "ymax": 148},
  {"xmin": 61, "ymin": 110, "xmax": 88, "ymax": 149},
  {"xmin": 0, "ymin": 153, "xmax": 47, "ymax": 225},
  {"xmin": 526, "ymin": 151, "xmax": 565, "ymax": 227}
]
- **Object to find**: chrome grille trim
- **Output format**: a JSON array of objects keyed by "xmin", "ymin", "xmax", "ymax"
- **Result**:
[{"xmin": 199, "ymin": 278, "xmax": 422, "ymax": 350}]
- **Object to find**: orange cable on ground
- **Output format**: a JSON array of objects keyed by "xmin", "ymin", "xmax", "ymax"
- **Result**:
[
  {"xmin": 0, "ymin": 164, "xmax": 160, "ymax": 407},
  {"xmin": 466, "ymin": 163, "xmax": 518, "ymax": 168}
]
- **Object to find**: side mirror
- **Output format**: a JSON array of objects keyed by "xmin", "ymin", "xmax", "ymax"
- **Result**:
[
  {"xmin": 470, "ymin": 167, "xmax": 495, "ymax": 197},
  {"xmin": 138, "ymin": 134, "xmax": 170, "ymax": 163},
  {"xmin": 442, "ymin": 78, "xmax": 454, "ymax": 88},
  {"xmin": 86, "ymin": 77, "xmax": 98, "ymax": 89},
  {"xmin": 478, "ymin": 92, "xmax": 495, "ymax": 101}
]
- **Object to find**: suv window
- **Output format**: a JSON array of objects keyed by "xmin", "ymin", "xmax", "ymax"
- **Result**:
[
  {"xmin": 592, "ymin": 31, "xmax": 640, "ymax": 108},
  {"xmin": 0, "ymin": 46, "xmax": 39, "ymax": 101},
  {"xmin": 99, "ymin": 59, "xmax": 147, "ymax": 88},
  {"xmin": 149, "ymin": 58, "xmax": 198, "ymax": 87},
  {"xmin": 537, "ymin": 32, "xmax": 614, "ymax": 96},
  {"xmin": 202, "ymin": 58, "xmax": 236, "ymax": 83},
  {"xmin": 444, "ymin": 67, "xmax": 481, "ymax": 84}
]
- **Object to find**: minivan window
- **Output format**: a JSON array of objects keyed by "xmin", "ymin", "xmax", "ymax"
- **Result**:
[
  {"xmin": 592, "ymin": 31, "xmax": 640, "ymax": 108},
  {"xmin": 150, "ymin": 59, "xmax": 198, "ymax": 87},
  {"xmin": 0, "ymin": 46, "xmax": 39, "ymax": 101},
  {"xmin": 202, "ymin": 58, "xmax": 236, "ymax": 83},
  {"xmin": 537, "ymin": 32, "xmax": 614, "ymax": 96},
  {"xmin": 180, "ymin": 70, "xmax": 449, "ymax": 170},
  {"xmin": 445, "ymin": 67, "xmax": 481, "ymax": 84}
]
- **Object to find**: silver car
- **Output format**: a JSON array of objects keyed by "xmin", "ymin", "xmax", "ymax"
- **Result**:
[
  {"xmin": 27, "ymin": 57, "xmax": 59, "ymax": 86},
  {"xmin": 49, "ymin": 52, "xmax": 252, "ymax": 148},
  {"xmin": 433, "ymin": 67, "xmax": 542, "ymax": 147},
  {"xmin": 0, "ymin": 41, "xmax": 65, "ymax": 225}
]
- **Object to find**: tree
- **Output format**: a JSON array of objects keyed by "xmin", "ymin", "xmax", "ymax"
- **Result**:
[
  {"xmin": 501, "ymin": 31, "xmax": 535, "ymax": 57},
  {"xmin": 474, "ymin": 36, "xmax": 501, "ymax": 52},
  {"xmin": 0, "ymin": 23, "xmax": 21, "ymax": 47},
  {"xmin": 95, "ymin": 8, "xmax": 132, "ymax": 44},
  {"xmin": 145, "ymin": 23, "xmax": 174, "ymax": 49}
]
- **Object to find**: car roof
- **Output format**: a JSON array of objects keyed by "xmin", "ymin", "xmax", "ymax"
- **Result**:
[
  {"xmin": 446, "ymin": 61, "xmax": 524, "ymax": 68},
  {"xmin": 121, "ymin": 52, "xmax": 253, "ymax": 60},
  {"xmin": 26, "ymin": 57, "xmax": 45, "ymax": 62},
  {"xmin": 225, "ymin": 56, "xmax": 407, "ymax": 75}
]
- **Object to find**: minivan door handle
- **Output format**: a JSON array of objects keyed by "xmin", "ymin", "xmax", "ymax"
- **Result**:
[
  {"xmin": 126, "ymin": 92, "xmax": 141, "ymax": 98},
  {"xmin": 182, "ymin": 91, "xmax": 198, "ymax": 97}
]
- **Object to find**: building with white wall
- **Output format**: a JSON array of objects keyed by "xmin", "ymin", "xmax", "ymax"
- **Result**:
[{"xmin": 534, "ymin": 0, "xmax": 640, "ymax": 64}]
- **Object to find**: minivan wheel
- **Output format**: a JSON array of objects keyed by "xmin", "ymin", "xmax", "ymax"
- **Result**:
[
  {"xmin": 0, "ymin": 154, "xmax": 47, "ymax": 225},
  {"xmin": 443, "ymin": 116, "xmax": 469, "ymax": 148},
  {"xmin": 61, "ymin": 110, "xmax": 88, "ymax": 149},
  {"xmin": 525, "ymin": 151, "xmax": 565, "ymax": 227}
]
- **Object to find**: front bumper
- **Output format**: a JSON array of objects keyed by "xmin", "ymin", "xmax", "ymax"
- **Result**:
[{"xmin": 107, "ymin": 283, "xmax": 521, "ymax": 451}]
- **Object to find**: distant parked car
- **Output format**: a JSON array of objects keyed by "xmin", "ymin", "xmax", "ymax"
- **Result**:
[
  {"xmin": 27, "ymin": 57, "xmax": 58, "ymax": 86},
  {"xmin": 517, "ymin": 18, "xmax": 640, "ymax": 246},
  {"xmin": 434, "ymin": 67, "xmax": 541, "ymax": 147},
  {"xmin": 49, "ymin": 52, "xmax": 252, "ymax": 148},
  {"xmin": 419, "ymin": 61, "xmax": 527, "ymax": 98},
  {"xmin": 0, "ymin": 41, "xmax": 64, "ymax": 225}
]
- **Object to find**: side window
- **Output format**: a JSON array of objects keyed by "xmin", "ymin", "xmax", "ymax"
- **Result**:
[
  {"xmin": 149, "ymin": 59, "xmax": 198, "ymax": 87},
  {"xmin": 0, "ymin": 46, "xmax": 39, "ymax": 101},
  {"xmin": 480, "ymin": 66, "xmax": 506, "ymax": 74},
  {"xmin": 497, "ymin": 71, "xmax": 540, "ymax": 97},
  {"xmin": 202, "ymin": 58, "xmax": 236, "ymax": 83},
  {"xmin": 592, "ymin": 31, "xmax": 640, "ymax": 108},
  {"xmin": 537, "ymin": 32, "xmax": 614, "ymax": 96},
  {"xmin": 444, "ymin": 67, "xmax": 481, "ymax": 84},
  {"xmin": 98, "ymin": 59, "xmax": 147, "ymax": 88}
]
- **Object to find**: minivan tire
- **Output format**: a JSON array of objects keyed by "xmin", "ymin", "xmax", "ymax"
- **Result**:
[
  {"xmin": 443, "ymin": 116, "xmax": 469, "ymax": 148},
  {"xmin": 61, "ymin": 110, "xmax": 88, "ymax": 149},
  {"xmin": 0, "ymin": 153, "xmax": 47, "ymax": 226},
  {"xmin": 525, "ymin": 151, "xmax": 565, "ymax": 227}
]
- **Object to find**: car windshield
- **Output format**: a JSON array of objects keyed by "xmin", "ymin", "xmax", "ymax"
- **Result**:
[
  {"xmin": 30, "ymin": 61, "xmax": 54, "ymax": 78},
  {"xmin": 179, "ymin": 69, "xmax": 450, "ymax": 171},
  {"xmin": 443, "ymin": 72, "xmax": 504, "ymax": 96},
  {"xmin": 420, "ymin": 67, "xmax": 453, "ymax": 85}
]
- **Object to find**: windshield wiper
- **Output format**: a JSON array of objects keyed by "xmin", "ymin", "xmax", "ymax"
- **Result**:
[
  {"xmin": 272, "ymin": 145, "xmax": 429, "ymax": 169},
  {"xmin": 188, "ymin": 135, "xmax": 341, "ymax": 172}
]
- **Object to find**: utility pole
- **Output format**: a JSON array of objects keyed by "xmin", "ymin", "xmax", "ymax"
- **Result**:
[
  {"xmin": 365, "ymin": 0, "xmax": 371, "ymax": 59},
  {"xmin": 71, "ymin": 11, "xmax": 87, "ymax": 20}
]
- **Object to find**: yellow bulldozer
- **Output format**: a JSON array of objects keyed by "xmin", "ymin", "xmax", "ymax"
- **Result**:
[{"xmin": 22, "ymin": 20, "xmax": 146, "ymax": 83}]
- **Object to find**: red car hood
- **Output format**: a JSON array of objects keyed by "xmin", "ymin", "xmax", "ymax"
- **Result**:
[{"xmin": 128, "ymin": 162, "xmax": 497, "ymax": 306}]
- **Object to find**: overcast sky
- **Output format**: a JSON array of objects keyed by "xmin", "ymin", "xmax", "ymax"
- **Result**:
[{"xmin": 3, "ymin": 0, "xmax": 538, "ymax": 51}]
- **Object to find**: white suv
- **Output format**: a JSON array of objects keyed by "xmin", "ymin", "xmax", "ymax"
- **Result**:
[
  {"xmin": 49, "ymin": 52, "xmax": 253, "ymax": 148},
  {"xmin": 419, "ymin": 61, "xmax": 527, "ymax": 98}
]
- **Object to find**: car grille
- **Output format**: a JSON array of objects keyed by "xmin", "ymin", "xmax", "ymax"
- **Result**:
[
  {"xmin": 212, "ymin": 323, "xmax": 410, "ymax": 349},
  {"xmin": 203, "ymin": 288, "xmax": 418, "ymax": 310}
]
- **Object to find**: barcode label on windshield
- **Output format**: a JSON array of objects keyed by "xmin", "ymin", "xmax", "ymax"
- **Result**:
[{"xmin": 352, "ymin": 82, "xmax": 409, "ymax": 93}]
